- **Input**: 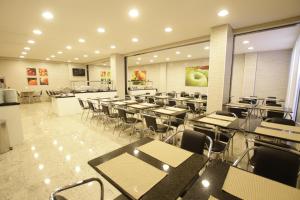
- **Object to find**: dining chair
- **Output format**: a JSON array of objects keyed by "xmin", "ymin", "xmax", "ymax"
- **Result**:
[
  {"xmin": 164, "ymin": 129, "xmax": 212, "ymax": 158},
  {"xmin": 87, "ymin": 100, "xmax": 102, "ymax": 123},
  {"xmin": 163, "ymin": 112, "xmax": 187, "ymax": 132},
  {"xmin": 143, "ymin": 114, "xmax": 173, "ymax": 140},
  {"xmin": 33, "ymin": 90, "xmax": 43, "ymax": 102},
  {"xmin": 186, "ymin": 102, "xmax": 201, "ymax": 117},
  {"xmin": 78, "ymin": 98, "xmax": 89, "ymax": 120},
  {"xmin": 117, "ymin": 108, "xmax": 142, "ymax": 137},
  {"xmin": 102, "ymin": 104, "xmax": 119, "ymax": 131},
  {"xmin": 148, "ymin": 97, "xmax": 155, "ymax": 103},
  {"xmin": 50, "ymin": 178, "xmax": 104, "ymax": 200},
  {"xmin": 233, "ymin": 146, "xmax": 300, "ymax": 187},
  {"xmin": 265, "ymin": 117, "xmax": 295, "ymax": 126},
  {"xmin": 167, "ymin": 100, "xmax": 176, "ymax": 107}
]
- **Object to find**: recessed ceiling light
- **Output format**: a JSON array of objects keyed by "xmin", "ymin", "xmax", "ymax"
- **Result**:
[
  {"xmin": 83, "ymin": 54, "xmax": 88, "ymax": 58},
  {"xmin": 204, "ymin": 46, "xmax": 210, "ymax": 50},
  {"xmin": 187, "ymin": 54, "xmax": 192, "ymax": 58},
  {"xmin": 132, "ymin": 37, "xmax": 139, "ymax": 43},
  {"xmin": 42, "ymin": 11, "xmax": 54, "ymax": 20},
  {"xmin": 175, "ymin": 51, "xmax": 181, "ymax": 55},
  {"xmin": 46, "ymin": 58, "xmax": 50, "ymax": 60},
  {"xmin": 218, "ymin": 9, "xmax": 229, "ymax": 17},
  {"xmin": 137, "ymin": 57, "xmax": 141, "ymax": 61},
  {"xmin": 248, "ymin": 46, "xmax": 254, "ymax": 50},
  {"xmin": 74, "ymin": 57, "xmax": 79, "ymax": 60},
  {"xmin": 97, "ymin": 27, "xmax": 106, "ymax": 33},
  {"xmin": 150, "ymin": 59, "xmax": 154, "ymax": 63},
  {"xmin": 153, "ymin": 55, "xmax": 158, "ymax": 58},
  {"xmin": 24, "ymin": 47, "xmax": 30, "ymax": 51},
  {"xmin": 33, "ymin": 29, "xmax": 42, "ymax": 35},
  {"xmin": 136, "ymin": 61, "xmax": 140, "ymax": 65},
  {"xmin": 164, "ymin": 27, "xmax": 173, "ymax": 33},
  {"xmin": 103, "ymin": 63, "xmax": 107, "ymax": 66},
  {"xmin": 50, "ymin": 55, "xmax": 55, "ymax": 58},
  {"xmin": 243, "ymin": 40, "xmax": 250, "ymax": 44},
  {"xmin": 27, "ymin": 40, "xmax": 35, "ymax": 44},
  {"xmin": 110, "ymin": 45, "xmax": 116, "ymax": 49},
  {"xmin": 21, "ymin": 51, "xmax": 27, "ymax": 55},
  {"xmin": 94, "ymin": 50, "xmax": 100, "ymax": 54},
  {"xmin": 67, "ymin": 60, "xmax": 71, "ymax": 63},
  {"xmin": 57, "ymin": 51, "xmax": 63, "ymax": 54},
  {"xmin": 19, "ymin": 55, "xmax": 25, "ymax": 58},
  {"xmin": 128, "ymin": 8, "xmax": 139, "ymax": 18},
  {"xmin": 66, "ymin": 45, "xmax": 72, "ymax": 50},
  {"xmin": 44, "ymin": 178, "xmax": 51, "ymax": 185},
  {"xmin": 166, "ymin": 57, "xmax": 170, "ymax": 61},
  {"xmin": 78, "ymin": 38, "xmax": 85, "ymax": 43}
]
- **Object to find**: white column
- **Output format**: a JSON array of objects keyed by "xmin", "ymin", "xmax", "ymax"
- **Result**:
[
  {"xmin": 207, "ymin": 24, "xmax": 233, "ymax": 113},
  {"xmin": 159, "ymin": 63, "xmax": 167, "ymax": 92},
  {"xmin": 110, "ymin": 54, "xmax": 125, "ymax": 98}
]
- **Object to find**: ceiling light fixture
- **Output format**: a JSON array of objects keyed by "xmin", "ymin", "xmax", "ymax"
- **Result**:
[
  {"xmin": 74, "ymin": 57, "xmax": 79, "ymax": 60},
  {"xmin": 218, "ymin": 9, "xmax": 229, "ymax": 17},
  {"xmin": 21, "ymin": 52, "xmax": 27, "ymax": 55},
  {"xmin": 57, "ymin": 51, "xmax": 63, "ymax": 54},
  {"xmin": 27, "ymin": 40, "xmax": 35, "ymax": 44},
  {"xmin": 128, "ymin": 8, "xmax": 139, "ymax": 18},
  {"xmin": 153, "ymin": 55, "xmax": 158, "ymax": 58},
  {"xmin": 175, "ymin": 51, "xmax": 181, "ymax": 55},
  {"xmin": 42, "ymin": 11, "xmax": 54, "ymax": 20},
  {"xmin": 78, "ymin": 38, "xmax": 85, "ymax": 43},
  {"xmin": 33, "ymin": 29, "xmax": 42, "ymax": 35},
  {"xmin": 204, "ymin": 46, "xmax": 210, "ymax": 50},
  {"xmin": 94, "ymin": 50, "xmax": 100, "ymax": 54},
  {"xmin": 166, "ymin": 57, "xmax": 170, "ymax": 61},
  {"xmin": 46, "ymin": 58, "xmax": 50, "ymax": 61},
  {"xmin": 150, "ymin": 59, "xmax": 154, "ymax": 63},
  {"xmin": 164, "ymin": 27, "xmax": 173, "ymax": 33},
  {"xmin": 136, "ymin": 61, "xmax": 140, "ymax": 65},
  {"xmin": 50, "ymin": 55, "xmax": 55, "ymax": 58},
  {"xmin": 19, "ymin": 55, "xmax": 25, "ymax": 58},
  {"xmin": 137, "ymin": 57, "xmax": 141, "ymax": 61},
  {"xmin": 66, "ymin": 45, "xmax": 72, "ymax": 50},
  {"xmin": 110, "ymin": 45, "xmax": 116, "ymax": 49},
  {"xmin": 97, "ymin": 27, "xmax": 106, "ymax": 33},
  {"xmin": 248, "ymin": 46, "xmax": 254, "ymax": 50},
  {"xmin": 132, "ymin": 37, "xmax": 139, "ymax": 43},
  {"xmin": 83, "ymin": 54, "xmax": 88, "ymax": 58},
  {"xmin": 24, "ymin": 47, "xmax": 30, "ymax": 50},
  {"xmin": 243, "ymin": 40, "xmax": 250, "ymax": 44},
  {"xmin": 187, "ymin": 54, "xmax": 192, "ymax": 58},
  {"xmin": 67, "ymin": 60, "xmax": 71, "ymax": 63}
]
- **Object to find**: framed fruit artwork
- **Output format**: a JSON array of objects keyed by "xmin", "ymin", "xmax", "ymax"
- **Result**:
[
  {"xmin": 131, "ymin": 69, "xmax": 146, "ymax": 85},
  {"xmin": 26, "ymin": 68, "xmax": 37, "ymax": 76},
  {"xmin": 40, "ymin": 77, "xmax": 49, "ymax": 85},
  {"xmin": 185, "ymin": 66, "xmax": 209, "ymax": 87},
  {"xmin": 27, "ymin": 78, "xmax": 38, "ymax": 86},
  {"xmin": 39, "ymin": 68, "xmax": 48, "ymax": 76}
]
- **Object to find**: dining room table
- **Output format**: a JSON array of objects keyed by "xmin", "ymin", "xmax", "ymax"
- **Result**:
[
  {"xmin": 88, "ymin": 137, "xmax": 209, "ymax": 200},
  {"xmin": 182, "ymin": 160, "xmax": 300, "ymax": 200}
]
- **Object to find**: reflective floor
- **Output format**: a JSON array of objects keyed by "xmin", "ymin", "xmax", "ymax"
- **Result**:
[{"xmin": 0, "ymin": 102, "xmax": 249, "ymax": 200}]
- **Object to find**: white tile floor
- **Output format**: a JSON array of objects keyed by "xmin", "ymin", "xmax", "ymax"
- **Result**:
[
  {"xmin": 0, "ymin": 102, "xmax": 253, "ymax": 200},
  {"xmin": 0, "ymin": 102, "xmax": 138, "ymax": 200}
]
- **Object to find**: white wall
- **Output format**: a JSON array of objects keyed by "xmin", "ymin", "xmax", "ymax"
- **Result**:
[
  {"xmin": 231, "ymin": 49, "xmax": 292, "ymax": 101},
  {"xmin": 88, "ymin": 65, "xmax": 111, "ymax": 81},
  {"xmin": 0, "ymin": 58, "xmax": 86, "ymax": 92},
  {"xmin": 128, "ymin": 58, "xmax": 209, "ymax": 94}
]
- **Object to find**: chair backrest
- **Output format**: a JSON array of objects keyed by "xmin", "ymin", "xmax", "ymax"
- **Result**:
[
  {"xmin": 194, "ymin": 92, "xmax": 200, "ymax": 98},
  {"xmin": 265, "ymin": 117, "xmax": 295, "ymax": 126},
  {"xmin": 254, "ymin": 146, "xmax": 300, "ymax": 187},
  {"xmin": 143, "ymin": 115, "xmax": 158, "ymax": 131},
  {"xmin": 148, "ymin": 97, "xmax": 155, "ymax": 103},
  {"xmin": 117, "ymin": 109, "xmax": 127, "ymax": 122},
  {"xmin": 186, "ymin": 102, "xmax": 196, "ymax": 112},
  {"xmin": 227, "ymin": 108, "xmax": 245, "ymax": 118},
  {"xmin": 156, "ymin": 100, "xmax": 164, "ymax": 107},
  {"xmin": 201, "ymin": 94, "xmax": 207, "ymax": 100},
  {"xmin": 180, "ymin": 130, "xmax": 207, "ymax": 155},
  {"xmin": 168, "ymin": 100, "xmax": 176, "ymax": 107},
  {"xmin": 102, "ymin": 104, "xmax": 110, "ymax": 115},
  {"xmin": 180, "ymin": 91, "xmax": 186, "ymax": 97},
  {"xmin": 193, "ymin": 125, "xmax": 215, "ymax": 140},
  {"xmin": 167, "ymin": 92, "xmax": 175, "ymax": 98},
  {"xmin": 78, "ymin": 99, "xmax": 85, "ymax": 108},
  {"xmin": 266, "ymin": 97, "xmax": 277, "ymax": 105},
  {"xmin": 146, "ymin": 92, "xmax": 150, "ymax": 95},
  {"xmin": 87, "ymin": 101, "xmax": 96, "ymax": 111},
  {"xmin": 216, "ymin": 110, "xmax": 236, "ymax": 117},
  {"xmin": 266, "ymin": 111, "xmax": 284, "ymax": 119},
  {"xmin": 125, "ymin": 95, "xmax": 131, "ymax": 100}
]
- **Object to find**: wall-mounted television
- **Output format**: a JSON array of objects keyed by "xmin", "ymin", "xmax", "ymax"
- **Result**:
[{"xmin": 72, "ymin": 68, "xmax": 85, "ymax": 76}]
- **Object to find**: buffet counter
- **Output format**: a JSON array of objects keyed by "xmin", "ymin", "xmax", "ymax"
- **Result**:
[
  {"xmin": 128, "ymin": 89, "xmax": 157, "ymax": 96},
  {"xmin": 0, "ymin": 103, "xmax": 24, "ymax": 148},
  {"xmin": 52, "ymin": 91, "xmax": 117, "ymax": 116}
]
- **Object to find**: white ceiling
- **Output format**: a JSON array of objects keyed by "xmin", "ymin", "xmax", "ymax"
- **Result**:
[{"xmin": 0, "ymin": 0, "xmax": 299, "ymax": 63}]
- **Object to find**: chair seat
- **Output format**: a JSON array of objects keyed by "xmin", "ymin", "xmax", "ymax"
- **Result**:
[
  {"xmin": 163, "ymin": 119, "xmax": 183, "ymax": 128},
  {"xmin": 209, "ymin": 141, "xmax": 227, "ymax": 152},
  {"xmin": 156, "ymin": 124, "xmax": 173, "ymax": 133},
  {"xmin": 126, "ymin": 117, "xmax": 142, "ymax": 124},
  {"xmin": 108, "ymin": 113, "xmax": 119, "ymax": 118},
  {"xmin": 54, "ymin": 195, "xmax": 68, "ymax": 200}
]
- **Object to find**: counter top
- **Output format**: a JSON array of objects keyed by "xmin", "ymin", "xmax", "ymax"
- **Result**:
[
  {"xmin": 0, "ymin": 102, "xmax": 20, "ymax": 107},
  {"xmin": 128, "ymin": 88, "xmax": 156, "ymax": 91},
  {"xmin": 73, "ymin": 90, "xmax": 117, "ymax": 94}
]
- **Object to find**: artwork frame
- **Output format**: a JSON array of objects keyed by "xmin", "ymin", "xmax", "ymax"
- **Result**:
[
  {"xmin": 26, "ymin": 68, "xmax": 37, "ymax": 76},
  {"xmin": 38, "ymin": 68, "xmax": 48, "ymax": 76},
  {"xmin": 27, "ymin": 77, "xmax": 38, "ymax": 86},
  {"xmin": 131, "ymin": 69, "xmax": 147, "ymax": 85},
  {"xmin": 39, "ymin": 77, "xmax": 49, "ymax": 85}
]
